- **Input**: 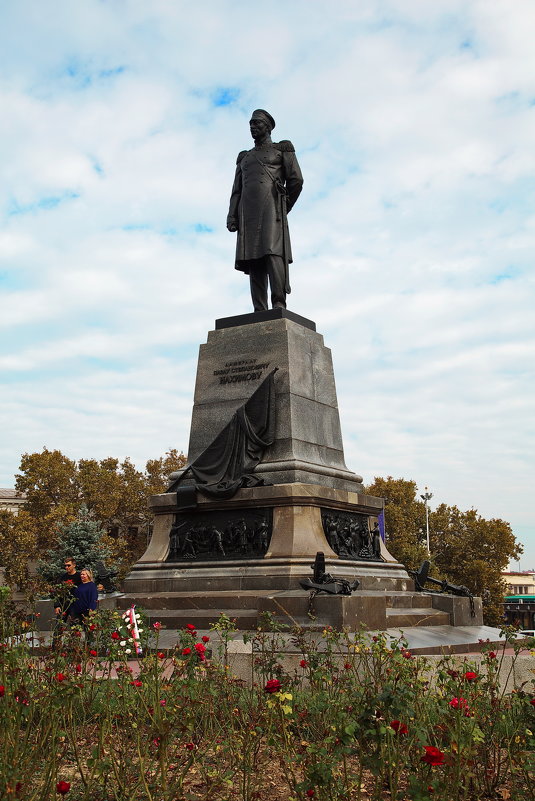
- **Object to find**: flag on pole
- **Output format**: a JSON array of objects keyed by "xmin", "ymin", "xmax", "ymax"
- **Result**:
[{"xmin": 377, "ymin": 510, "xmax": 385, "ymax": 542}]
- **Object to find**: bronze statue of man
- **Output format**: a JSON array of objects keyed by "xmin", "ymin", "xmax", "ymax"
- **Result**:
[{"xmin": 227, "ymin": 110, "xmax": 303, "ymax": 312}]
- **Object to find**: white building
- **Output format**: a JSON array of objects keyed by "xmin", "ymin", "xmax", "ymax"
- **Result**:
[
  {"xmin": 502, "ymin": 570, "xmax": 535, "ymax": 597},
  {"xmin": 0, "ymin": 488, "xmax": 26, "ymax": 515}
]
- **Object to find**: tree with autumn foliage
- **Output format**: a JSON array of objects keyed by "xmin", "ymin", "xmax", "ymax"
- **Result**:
[
  {"xmin": 145, "ymin": 450, "xmax": 188, "ymax": 497},
  {"xmin": 365, "ymin": 476, "xmax": 522, "ymax": 626},
  {"xmin": 429, "ymin": 503, "xmax": 521, "ymax": 626},
  {"xmin": 4, "ymin": 447, "xmax": 187, "ymax": 588},
  {"xmin": 0, "ymin": 509, "xmax": 40, "ymax": 589},
  {"xmin": 15, "ymin": 449, "xmax": 79, "ymax": 552},
  {"xmin": 365, "ymin": 476, "xmax": 429, "ymax": 570}
]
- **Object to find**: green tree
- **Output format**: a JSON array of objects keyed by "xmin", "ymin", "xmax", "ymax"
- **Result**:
[{"xmin": 38, "ymin": 505, "xmax": 110, "ymax": 583}]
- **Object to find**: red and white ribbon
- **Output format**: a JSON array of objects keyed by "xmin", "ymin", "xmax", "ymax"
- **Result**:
[{"xmin": 126, "ymin": 605, "xmax": 143, "ymax": 657}]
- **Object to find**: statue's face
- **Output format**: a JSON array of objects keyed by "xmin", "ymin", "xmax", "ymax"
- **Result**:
[{"xmin": 249, "ymin": 117, "xmax": 269, "ymax": 140}]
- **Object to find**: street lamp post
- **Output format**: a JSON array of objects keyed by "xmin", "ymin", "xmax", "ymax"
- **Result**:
[{"xmin": 420, "ymin": 487, "xmax": 433, "ymax": 555}]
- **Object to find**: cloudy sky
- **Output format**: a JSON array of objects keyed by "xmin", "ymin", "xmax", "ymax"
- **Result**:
[{"xmin": 1, "ymin": 0, "xmax": 533, "ymax": 567}]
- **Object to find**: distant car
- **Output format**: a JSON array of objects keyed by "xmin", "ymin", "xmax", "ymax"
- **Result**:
[
  {"xmin": 500, "ymin": 629, "xmax": 535, "ymax": 641},
  {"xmin": 511, "ymin": 629, "xmax": 535, "ymax": 639}
]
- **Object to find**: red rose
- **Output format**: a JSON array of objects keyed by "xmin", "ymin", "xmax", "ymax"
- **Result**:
[
  {"xmin": 111, "ymin": 632, "xmax": 120, "ymax": 640},
  {"xmin": 202, "ymin": 635, "xmax": 210, "ymax": 643},
  {"xmin": 265, "ymin": 678, "xmax": 282, "ymax": 694},
  {"xmin": 130, "ymin": 680, "xmax": 143, "ymax": 687},
  {"xmin": 55, "ymin": 673, "xmax": 67, "ymax": 682},
  {"xmin": 56, "ymin": 780, "xmax": 71, "ymax": 795},
  {"xmin": 75, "ymin": 664, "xmax": 82, "ymax": 674},
  {"xmin": 306, "ymin": 791, "xmax": 315, "ymax": 798},
  {"xmin": 182, "ymin": 647, "xmax": 191, "ymax": 656},
  {"xmin": 89, "ymin": 650, "xmax": 97, "ymax": 657},
  {"xmin": 186, "ymin": 623, "xmax": 197, "ymax": 632},
  {"xmin": 344, "ymin": 662, "xmax": 351, "ymax": 670},
  {"xmin": 299, "ymin": 659, "xmax": 308, "ymax": 668},
  {"xmin": 488, "ymin": 652, "xmax": 497, "ymax": 659},
  {"xmin": 185, "ymin": 742, "xmax": 195, "ymax": 750},
  {"xmin": 463, "ymin": 671, "xmax": 478, "ymax": 682},
  {"xmin": 449, "ymin": 697, "xmax": 469, "ymax": 710},
  {"xmin": 152, "ymin": 622, "xmax": 162, "ymax": 631},
  {"xmin": 89, "ymin": 624, "xmax": 96, "ymax": 631},
  {"xmin": 421, "ymin": 746, "xmax": 446, "ymax": 766},
  {"xmin": 194, "ymin": 643, "xmax": 206, "ymax": 654},
  {"xmin": 157, "ymin": 652, "xmax": 165, "ymax": 659},
  {"xmin": 0, "ymin": 685, "xmax": 4, "ymax": 697},
  {"xmin": 390, "ymin": 720, "xmax": 408, "ymax": 735}
]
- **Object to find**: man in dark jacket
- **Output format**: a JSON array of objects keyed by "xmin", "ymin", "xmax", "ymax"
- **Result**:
[
  {"xmin": 227, "ymin": 109, "xmax": 303, "ymax": 312},
  {"xmin": 53, "ymin": 557, "xmax": 82, "ymax": 618}
]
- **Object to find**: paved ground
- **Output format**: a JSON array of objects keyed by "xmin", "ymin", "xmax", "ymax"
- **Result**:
[
  {"xmin": 11, "ymin": 624, "xmax": 534, "ymax": 693},
  {"xmin": 20, "ymin": 623, "xmax": 533, "ymax": 657}
]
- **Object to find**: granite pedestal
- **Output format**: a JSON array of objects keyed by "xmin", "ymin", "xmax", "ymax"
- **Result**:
[
  {"xmin": 122, "ymin": 310, "xmax": 483, "ymax": 634},
  {"xmin": 184, "ymin": 309, "xmax": 363, "ymax": 491}
]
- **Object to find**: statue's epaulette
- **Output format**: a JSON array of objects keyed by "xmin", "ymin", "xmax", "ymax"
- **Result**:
[
  {"xmin": 274, "ymin": 140, "xmax": 295, "ymax": 152},
  {"xmin": 236, "ymin": 150, "xmax": 248, "ymax": 164}
]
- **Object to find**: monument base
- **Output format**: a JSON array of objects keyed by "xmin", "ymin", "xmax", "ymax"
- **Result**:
[
  {"xmin": 121, "ymin": 482, "xmax": 483, "ymax": 631},
  {"xmin": 121, "ymin": 311, "xmax": 484, "ymax": 637},
  {"xmin": 117, "ymin": 584, "xmax": 481, "ymax": 632},
  {"xmin": 126, "ymin": 481, "xmax": 402, "ymax": 580}
]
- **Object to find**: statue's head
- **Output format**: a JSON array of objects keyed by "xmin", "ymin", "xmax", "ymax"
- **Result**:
[{"xmin": 249, "ymin": 109, "xmax": 275, "ymax": 139}]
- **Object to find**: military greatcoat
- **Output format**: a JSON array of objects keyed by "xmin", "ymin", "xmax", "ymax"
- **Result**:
[{"xmin": 227, "ymin": 139, "xmax": 303, "ymax": 286}]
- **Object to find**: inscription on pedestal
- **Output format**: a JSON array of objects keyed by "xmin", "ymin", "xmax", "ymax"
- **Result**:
[
  {"xmin": 213, "ymin": 358, "xmax": 271, "ymax": 385},
  {"xmin": 167, "ymin": 508, "xmax": 272, "ymax": 561},
  {"xmin": 321, "ymin": 509, "xmax": 383, "ymax": 561}
]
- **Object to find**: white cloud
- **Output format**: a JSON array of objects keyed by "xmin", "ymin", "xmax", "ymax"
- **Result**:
[{"xmin": 1, "ymin": 0, "xmax": 534, "ymax": 566}]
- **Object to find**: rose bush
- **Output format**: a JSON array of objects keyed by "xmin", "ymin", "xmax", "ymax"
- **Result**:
[{"xmin": 0, "ymin": 595, "xmax": 533, "ymax": 800}]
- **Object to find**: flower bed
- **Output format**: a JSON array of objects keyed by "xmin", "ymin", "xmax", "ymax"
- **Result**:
[{"xmin": 0, "ymin": 596, "xmax": 534, "ymax": 800}]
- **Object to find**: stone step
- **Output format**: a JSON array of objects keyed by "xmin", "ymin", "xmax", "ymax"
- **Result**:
[
  {"xmin": 118, "ymin": 590, "xmax": 271, "ymax": 611},
  {"xmin": 383, "ymin": 592, "xmax": 434, "ymax": 609},
  {"xmin": 117, "ymin": 591, "xmax": 449, "ymax": 630},
  {"xmin": 386, "ymin": 607, "xmax": 451, "ymax": 627},
  {"xmin": 324, "ymin": 590, "xmax": 433, "ymax": 609},
  {"xmin": 120, "ymin": 590, "xmax": 435, "ymax": 611},
  {"xmin": 150, "ymin": 608, "xmax": 259, "ymax": 629}
]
